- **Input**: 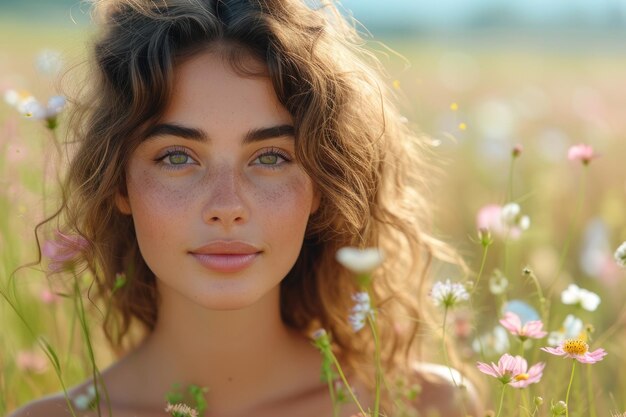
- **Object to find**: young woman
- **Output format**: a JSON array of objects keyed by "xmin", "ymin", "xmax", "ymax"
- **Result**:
[{"xmin": 10, "ymin": 0, "xmax": 481, "ymax": 416}]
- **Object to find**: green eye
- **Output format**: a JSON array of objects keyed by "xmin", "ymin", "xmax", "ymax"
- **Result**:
[
  {"xmin": 258, "ymin": 154, "xmax": 279, "ymax": 165},
  {"xmin": 168, "ymin": 153, "xmax": 189, "ymax": 165}
]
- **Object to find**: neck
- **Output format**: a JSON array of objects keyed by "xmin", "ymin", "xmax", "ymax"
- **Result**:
[{"xmin": 125, "ymin": 282, "xmax": 322, "ymax": 415}]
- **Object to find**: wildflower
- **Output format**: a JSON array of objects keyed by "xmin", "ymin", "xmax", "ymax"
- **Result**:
[
  {"xmin": 73, "ymin": 385, "xmax": 96, "ymax": 411},
  {"xmin": 39, "ymin": 288, "xmax": 61, "ymax": 304},
  {"xmin": 503, "ymin": 299, "xmax": 541, "ymax": 324},
  {"xmin": 541, "ymin": 339, "xmax": 607, "ymax": 364},
  {"xmin": 499, "ymin": 311, "xmax": 547, "ymax": 341},
  {"xmin": 429, "ymin": 279, "xmax": 469, "ymax": 308},
  {"xmin": 472, "ymin": 326, "xmax": 510, "ymax": 356},
  {"xmin": 477, "ymin": 203, "xmax": 529, "ymax": 240},
  {"xmin": 551, "ymin": 400, "xmax": 567, "ymax": 416},
  {"xmin": 500, "ymin": 202, "xmax": 530, "ymax": 232},
  {"xmin": 3, "ymin": 89, "xmax": 66, "ymax": 129},
  {"xmin": 35, "ymin": 49, "xmax": 63, "ymax": 75},
  {"xmin": 560, "ymin": 284, "xmax": 600, "ymax": 311},
  {"xmin": 477, "ymin": 227, "xmax": 493, "ymax": 247},
  {"xmin": 489, "ymin": 270, "xmax": 508, "ymax": 295},
  {"xmin": 16, "ymin": 349, "xmax": 48, "ymax": 373},
  {"xmin": 512, "ymin": 144, "xmax": 523, "ymax": 157},
  {"xmin": 348, "ymin": 291, "xmax": 374, "ymax": 332},
  {"xmin": 42, "ymin": 230, "xmax": 89, "ymax": 273},
  {"xmin": 547, "ymin": 314, "xmax": 584, "ymax": 346},
  {"xmin": 165, "ymin": 402, "xmax": 199, "ymax": 417},
  {"xmin": 335, "ymin": 247, "xmax": 384, "ymax": 275},
  {"xmin": 476, "ymin": 353, "xmax": 545, "ymax": 388},
  {"xmin": 615, "ymin": 241, "xmax": 626, "ymax": 268},
  {"xmin": 567, "ymin": 144, "xmax": 595, "ymax": 165}
]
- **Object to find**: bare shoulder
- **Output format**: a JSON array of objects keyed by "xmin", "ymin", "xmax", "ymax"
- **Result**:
[
  {"xmin": 410, "ymin": 361, "xmax": 484, "ymax": 417},
  {"xmin": 7, "ymin": 379, "xmax": 98, "ymax": 417},
  {"xmin": 7, "ymin": 393, "xmax": 75, "ymax": 417}
]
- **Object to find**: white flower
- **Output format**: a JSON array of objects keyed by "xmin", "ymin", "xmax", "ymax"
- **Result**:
[
  {"xmin": 430, "ymin": 279, "xmax": 470, "ymax": 308},
  {"xmin": 500, "ymin": 203, "xmax": 530, "ymax": 232},
  {"xmin": 336, "ymin": 247, "xmax": 384, "ymax": 274},
  {"xmin": 615, "ymin": 241, "xmax": 626, "ymax": 268},
  {"xmin": 547, "ymin": 314, "xmax": 584, "ymax": 346},
  {"xmin": 348, "ymin": 291, "xmax": 374, "ymax": 332},
  {"xmin": 560, "ymin": 284, "xmax": 601, "ymax": 311},
  {"xmin": 472, "ymin": 326, "xmax": 510, "ymax": 356},
  {"xmin": 3, "ymin": 89, "xmax": 66, "ymax": 120},
  {"xmin": 489, "ymin": 270, "xmax": 509, "ymax": 295},
  {"xmin": 35, "ymin": 49, "xmax": 63, "ymax": 75}
]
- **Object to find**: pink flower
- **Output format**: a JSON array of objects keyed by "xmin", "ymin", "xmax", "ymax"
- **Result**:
[
  {"xmin": 499, "ymin": 311, "xmax": 547, "ymax": 341},
  {"xmin": 477, "ymin": 353, "xmax": 545, "ymax": 388},
  {"xmin": 541, "ymin": 339, "xmax": 607, "ymax": 364},
  {"xmin": 39, "ymin": 289, "xmax": 61, "ymax": 304},
  {"xmin": 16, "ymin": 349, "xmax": 48, "ymax": 373},
  {"xmin": 42, "ymin": 230, "xmax": 89, "ymax": 272},
  {"xmin": 567, "ymin": 144, "xmax": 596, "ymax": 165}
]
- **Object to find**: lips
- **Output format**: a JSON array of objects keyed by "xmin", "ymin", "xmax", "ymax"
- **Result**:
[{"xmin": 190, "ymin": 241, "xmax": 262, "ymax": 273}]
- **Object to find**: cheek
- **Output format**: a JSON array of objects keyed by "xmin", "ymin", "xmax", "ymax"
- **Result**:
[
  {"xmin": 126, "ymin": 169, "xmax": 193, "ymax": 241},
  {"xmin": 255, "ymin": 174, "xmax": 314, "ymax": 240}
]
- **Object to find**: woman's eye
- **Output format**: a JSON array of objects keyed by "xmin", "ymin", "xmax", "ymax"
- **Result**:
[
  {"xmin": 252, "ymin": 149, "xmax": 292, "ymax": 168},
  {"xmin": 155, "ymin": 149, "xmax": 195, "ymax": 168}
]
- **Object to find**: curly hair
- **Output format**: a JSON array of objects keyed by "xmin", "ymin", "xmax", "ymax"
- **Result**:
[{"xmin": 45, "ymin": 0, "xmax": 461, "ymax": 410}]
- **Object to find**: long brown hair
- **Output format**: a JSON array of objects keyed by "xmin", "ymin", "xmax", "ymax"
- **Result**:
[{"xmin": 46, "ymin": 0, "xmax": 461, "ymax": 410}]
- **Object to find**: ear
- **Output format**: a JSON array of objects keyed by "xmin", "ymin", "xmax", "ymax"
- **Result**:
[{"xmin": 115, "ymin": 190, "xmax": 132, "ymax": 215}]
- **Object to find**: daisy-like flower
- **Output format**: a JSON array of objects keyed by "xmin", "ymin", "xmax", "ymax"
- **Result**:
[
  {"xmin": 3, "ymin": 89, "xmax": 66, "ymax": 129},
  {"xmin": 541, "ymin": 339, "xmax": 607, "ymax": 364},
  {"xmin": 165, "ymin": 402, "xmax": 199, "ymax": 417},
  {"xmin": 42, "ymin": 230, "xmax": 89, "ymax": 273},
  {"xmin": 336, "ymin": 247, "xmax": 384, "ymax": 275},
  {"xmin": 489, "ymin": 270, "xmax": 508, "ymax": 295},
  {"xmin": 476, "ymin": 353, "xmax": 545, "ymax": 388},
  {"xmin": 615, "ymin": 241, "xmax": 626, "ymax": 268},
  {"xmin": 567, "ymin": 144, "xmax": 595, "ymax": 165},
  {"xmin": 500, "ymin": 203, "xmax": 530, "ymax": 232},
  {"xmin": 348, "ymin": 291, "xmax": 374, "ymax": 332},
  {"xmin": 548, "ymin": 314, "xmax": 584, "ymax": 346},
  {"xmin": 499, "ymin": 311, "xmax": 547, "ymax": 341},
  {"xmin": 429, "ymin": 279, "xmax": 470, "ymax": 308},
  {"xmin": 560, "ymin": 284, "xmax": 601, "ymax": 311}
]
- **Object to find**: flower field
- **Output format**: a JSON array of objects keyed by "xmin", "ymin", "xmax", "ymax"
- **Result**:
[{"xmin": 1, "ymin": 16, "xmax": 625, "ymax": 417}]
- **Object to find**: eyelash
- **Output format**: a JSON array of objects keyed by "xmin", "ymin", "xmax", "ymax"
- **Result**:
[{"xmin": 153, "ymin": 146, "xmax": 293, "ymax": 170}]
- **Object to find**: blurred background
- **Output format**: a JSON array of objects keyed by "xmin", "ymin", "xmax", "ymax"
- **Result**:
[{"xmin": 1, "ymin": 1, "xmax": 626, "ymax": 416}]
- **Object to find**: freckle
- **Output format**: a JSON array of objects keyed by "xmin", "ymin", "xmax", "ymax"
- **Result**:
[{"xmin": 227, "ymin": 377, "xmax": 233, "ymax": 382}]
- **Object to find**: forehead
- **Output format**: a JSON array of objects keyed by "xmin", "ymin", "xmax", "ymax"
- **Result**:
[{"xmin": 162, "ymin": 49, "xmax": 291, "ymax": 127}]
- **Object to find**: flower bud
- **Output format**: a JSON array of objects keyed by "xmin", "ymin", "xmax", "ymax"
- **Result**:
[
  {"xmin": 512, "ymin": 144, "xmax": 523, "ymax": 157},
  {"xmin": 534, "ymin": 396, "xmax": 544, "ymax": 406},
  {"xmin": 551, "ymin": 400, "xmax": 567, "ymax": 416}
]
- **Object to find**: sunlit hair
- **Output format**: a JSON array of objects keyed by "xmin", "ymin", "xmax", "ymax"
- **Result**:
[{"xmin": 44, "ymin": 0, "xmax": 462, "ymax": 408}]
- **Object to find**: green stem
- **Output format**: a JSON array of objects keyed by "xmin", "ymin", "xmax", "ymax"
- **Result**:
[
  {"xmin": 473, "ymin": 244, "xmax": 490, "ymax": 293},
  {"xmin": 328, "ymin": 351, "xmax": 368, "ymax": 417},
  {"xmin": 325, "ymin": 375, "xmax": 338, "ymax": 417},
  {"xmin": 496, "ymin": 384, "xmax": 507, "ymax": 417},
  {"xmin": 587, "ymin": 364, "xmax": 597, "ymax": 417},
  {"xmin": 441, "ymin": 307, "xmax": 458, "ymax": 386},
  {"xmin": 367, "ymin": 314, "xmax": 382, "ymax": 417},
  {"xmin": 549, "ymin": 166, "xmax": 587, "ymax": 296},
  {"xmin": 565, "ymin": 360, "xmax": 576, "ymax": 417}
]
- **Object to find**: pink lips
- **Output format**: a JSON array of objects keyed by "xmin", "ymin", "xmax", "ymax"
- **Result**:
[{"xmin": 190, "ymin": 241, "xmax": 261, "ymax": 273}]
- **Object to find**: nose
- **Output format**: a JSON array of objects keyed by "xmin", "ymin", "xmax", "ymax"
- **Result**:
[{"xmin": 201, "ymin": 167, "xmax": 249, "ymax": 228}]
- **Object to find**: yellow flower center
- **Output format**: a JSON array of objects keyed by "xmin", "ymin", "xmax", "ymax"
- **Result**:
[
  {"xmin": 563, "ymin": 339, "xmax": 588, "ymax": 355},
  {"xmin": 514, "ymin": 373, "xmax": 529, "ymax": 381}
]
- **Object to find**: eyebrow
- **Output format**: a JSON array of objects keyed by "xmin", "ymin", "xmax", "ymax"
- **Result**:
[{"xmin": 143, "ymin": 122, "xmax": 295, "ymax": 144}]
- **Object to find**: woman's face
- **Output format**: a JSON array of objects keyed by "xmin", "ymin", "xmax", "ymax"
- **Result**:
[{"xmin": 116, "ymin": 50, "xmax": 319, "ymax": 310}]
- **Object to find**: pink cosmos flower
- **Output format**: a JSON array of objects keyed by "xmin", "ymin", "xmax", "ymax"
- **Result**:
[
  {"xmin": 42, "ymin": 230, "xmax": 89, "ymax": 272},
  {"xmin": 567, "ymin": 144, "xmax": 595, "ymax": 165},
  {"xmin": 541, "ymin": 339, "xmax": 607, "ymax": 364},
  {"xmin": 499, "ymin": 311, "xmax": 547, "ymax": 341},
  {"xmin": 477, "ymin": 353, "xmax": 545, "ymax": 388}
]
